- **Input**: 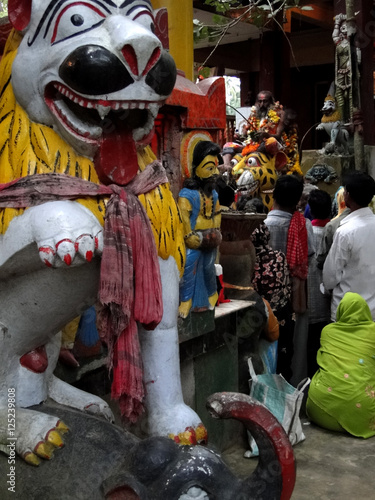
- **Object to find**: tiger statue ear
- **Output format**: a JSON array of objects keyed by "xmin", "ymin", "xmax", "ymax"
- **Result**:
[
  {"xmin": 274, "ymin": 151, "xmax": 289, "ymax": 172},
  {"xmin": 154, "ymin": 8, "xmax": 169, "ymax": 50},
  {"xmin": 8, "ymin": 0, "xmax": 32, "ymax": 31}
]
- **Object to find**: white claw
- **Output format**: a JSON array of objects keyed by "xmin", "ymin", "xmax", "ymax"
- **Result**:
[
  {"xmin": 95, "ymin": 230, "xmax": 104, "ymax": 255},
  {"xmin": 56, "ymin": 239, "xmax": 75, "ymax": 266},
  {"xmin": 38, "ymin": 245, "xmax": 56, "ymax": 268},
  {"xmin": 75, "ymin": 234, "xmax": 95, "ymax": 262}
]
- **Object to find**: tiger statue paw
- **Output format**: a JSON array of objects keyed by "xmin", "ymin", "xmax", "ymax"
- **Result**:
[{"xmin": 0, "ymin": 201, "xmax": 103, "ymax": 269}]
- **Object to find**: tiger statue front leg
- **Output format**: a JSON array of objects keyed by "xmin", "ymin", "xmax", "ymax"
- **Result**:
[
  {"xmin": 139, "ymin": 257, "xmax": 204, "ymax": 442},
  {"xmin": 0, "ymin": 0, "xmax": 205, "ymax": 465},
  {"xmin": 0, "ymin": 200, "xmax": 114, "ymax": 465}
]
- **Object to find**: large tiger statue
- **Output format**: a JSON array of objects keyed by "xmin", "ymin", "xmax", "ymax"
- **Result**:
[{"xmin": 0, "ymin": 0, "xmax": 205, "ymax": 466}]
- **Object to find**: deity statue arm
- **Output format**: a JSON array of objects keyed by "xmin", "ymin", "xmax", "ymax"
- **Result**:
[
  {"xmin": 213, "ymin": 198, "xmax": 222, "ymax": 228},
  {"xmin": 178, "ymin": 196, "xmax": 201, "ymax": 249},
  {"xmin": 332, "ymin": 13, "xmax": 347, "ymax": 44}
]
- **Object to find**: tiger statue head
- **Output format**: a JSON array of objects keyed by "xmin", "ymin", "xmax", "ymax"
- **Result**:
[
  {"xmin": 232, "ymin": 138, "xmax": 288, "ymax": 212},
  {"xmin": 6, "ymin": 0, "xmax": 176, "ymax": 185},
  {"xmin": 0, "ymin": 0, "xmax": 180, "ymax": 238}
]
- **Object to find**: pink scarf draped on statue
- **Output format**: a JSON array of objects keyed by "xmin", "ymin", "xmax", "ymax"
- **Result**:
[{"xmin": 0, "ymin": 163, "xmax": 167, "ymax": 422}]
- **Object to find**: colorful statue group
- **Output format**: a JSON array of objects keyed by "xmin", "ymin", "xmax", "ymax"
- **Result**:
[
  {"xmin": 216, "ymin": 91, "xmax": 303, "ymax": 214},
  {"xmin": 242, "ymin": 91, "xmax": 302, "ymax": 177},
  {"xmin": 0, "ymin": 4, "xmax": 297, "ymax": 497}
]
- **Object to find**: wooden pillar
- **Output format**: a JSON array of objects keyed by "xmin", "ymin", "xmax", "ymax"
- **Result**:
[
  {"xmin": 152, "ymin": 0, "xmax": 194, "ymax": 81},
  {"xmin": 259, "ymin": 31, "xmax": 275, "ymax": 94},
  {"xmin": 355, "ymin": 0, "xmax": 375, "ymax": 145},
  {"xmin": 239, "ymin": 73, "xmax": 251, "ymax": 106},
  {"xmin": 277, "ymin": 30, "xmax": 291, "ymax": 106},
  {"xmin": 259, "ymin": 28, "xmax": 291, "ymax": 105}
]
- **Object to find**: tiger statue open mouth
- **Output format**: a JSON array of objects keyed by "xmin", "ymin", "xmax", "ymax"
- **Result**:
[{"xmin": 44, "ymin": 80, "xmax": 161, "ymax": 144}]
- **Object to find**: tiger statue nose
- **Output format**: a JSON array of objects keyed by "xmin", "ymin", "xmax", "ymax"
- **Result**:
[
  {"xmin": 58, "ymin": 14, "xmax": 176, "ymax": 97},
  {"xmin": 121, "ymin": 44, "xmax": 161, "ymax": 79},
  {"xmin": 107, "ymin": 14, "xmax": 162, "ymax": 77},
  {"xmin": 59, "ymin": 45, "xmax": 135, "ymax": 96},
  {"xmin": 59, "ymin": 44, "xmax": 176, "ymax": 97}
]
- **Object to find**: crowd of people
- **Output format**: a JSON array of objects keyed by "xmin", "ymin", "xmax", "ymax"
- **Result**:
[
  {"xmin": 246, "ymin": 170, "xmax": 375, "ymax": 439},
  {"xmin": 216, "ymin": 98, "xmax": 375, "ymax": 439}
]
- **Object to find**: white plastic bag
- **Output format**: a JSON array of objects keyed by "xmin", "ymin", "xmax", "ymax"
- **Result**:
[{"xmin": 246, "ymin": 358, "xmax": 310, "ymax": 457}]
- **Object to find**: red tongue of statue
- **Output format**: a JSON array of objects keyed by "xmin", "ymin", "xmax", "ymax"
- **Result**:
[{"xmin": 94, "ymin": 129, "xmax": 139, "ymax": 186}]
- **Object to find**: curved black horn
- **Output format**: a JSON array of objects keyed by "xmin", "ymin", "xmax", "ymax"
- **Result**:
[{"xmin": 207, "ymin": 392, "xmax": 296, "ymax": 500}]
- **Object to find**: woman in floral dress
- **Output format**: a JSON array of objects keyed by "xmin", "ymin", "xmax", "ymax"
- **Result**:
[{"xmin": 251, "ymin": 222, "xmax": 294, "ymax": 380}]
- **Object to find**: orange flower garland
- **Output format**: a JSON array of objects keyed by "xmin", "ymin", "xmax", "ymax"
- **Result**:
[{"xmin": 245, "ymin": 102, "xmax": 283, "ymax": 146}]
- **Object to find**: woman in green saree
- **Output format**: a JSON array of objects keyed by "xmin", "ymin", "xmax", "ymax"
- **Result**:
[{"xmin": 306, "ymin": 292, "xmax": 375, "ymax": 438}]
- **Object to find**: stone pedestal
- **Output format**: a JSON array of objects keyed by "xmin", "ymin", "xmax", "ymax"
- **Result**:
[
  {"xmin": 301, "ymin": 150, "xmax": 355, "ymax": 195},
  {"xmin": 302, "ymin": 147, "xmax": 375, "ymax": 192},
  {"xmin": 179, "ymin": 300, "xmax": 263, "ymax": 451}
]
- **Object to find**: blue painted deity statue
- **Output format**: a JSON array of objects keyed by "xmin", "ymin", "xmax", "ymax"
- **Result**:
[{"xmin": 178, "ymin": 141, "xmax": 222, "ymax": 318}]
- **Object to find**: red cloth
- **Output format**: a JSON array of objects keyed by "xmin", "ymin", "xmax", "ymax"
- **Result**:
[
  {"xmin": 311, "ymin": 218, "xmax": 330, "ymax": 227},
  {"xmin": 0, "ymin": 163, "xmax": 168, "ymax": 422},
  {"xmin": 286, "ymin": 211, "xmax": 308, "ymax": 280}
]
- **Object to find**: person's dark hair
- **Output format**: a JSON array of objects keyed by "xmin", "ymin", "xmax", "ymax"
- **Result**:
[
  {"xmin": 343, "ymin": 170, "xmax": 375, "ymax": 207},
  {"xmin": 273, "ymin": 174, "xmax": 304, "ymax": 209},
  {"xmin": 308, "ymin": 189, "xmax": 332, "ymax": 220},
  {"xmin": 236, "ymin": 196, "xmax": 266, "ymax": 213},
  {"xmin": 192, "ymin": 141, "xmax": 221, "ymax": 170},
  {"xmin": 244, "ymin": 198, "xmax": 266, "ymax": 214},
  {"xmin": 282, "ymin": 108, "xmax": 298, "ymax": 130}
]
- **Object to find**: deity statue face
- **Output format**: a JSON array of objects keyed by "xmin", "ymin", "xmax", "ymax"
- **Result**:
[
  {"xmin": 313, "ymin": 166, "xmax": 328, "ymax": 179},
  {"xmin": 194, "ymin": 155, "xmax": 219, "ymax": 180},
  {"xmin": 340, "ymin": 21, "xmax": 348, "ymax": 37}
]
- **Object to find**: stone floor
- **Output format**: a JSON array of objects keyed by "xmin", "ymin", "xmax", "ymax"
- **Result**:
[
  {"xmin": 58, "ymin": 354, "xmax": 375, "ymax": 499},
  {"xmin": 222, "ymin": 416, "xmax": 375, "ymax": 499}
]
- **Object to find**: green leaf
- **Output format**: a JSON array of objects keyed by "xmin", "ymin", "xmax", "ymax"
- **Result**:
[{"xmin": 201, "ymin": 26, "xmax": 209, "ymax": 38}]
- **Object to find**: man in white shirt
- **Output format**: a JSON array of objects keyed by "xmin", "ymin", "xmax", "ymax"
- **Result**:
[{"xmin": 323, "ymin": 171, "xmax": 375, "ymax": 320}]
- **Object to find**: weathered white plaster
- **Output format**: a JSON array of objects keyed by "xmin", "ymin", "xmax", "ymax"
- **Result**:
[{"xmin": 139, "ymin": 257, "xmax": 202, "ymax": 437}]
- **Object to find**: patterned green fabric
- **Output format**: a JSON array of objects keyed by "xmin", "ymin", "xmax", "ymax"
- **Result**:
[{"xmin": 307, "ymin": 292, "xmax": 375, "ymax": 438}]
